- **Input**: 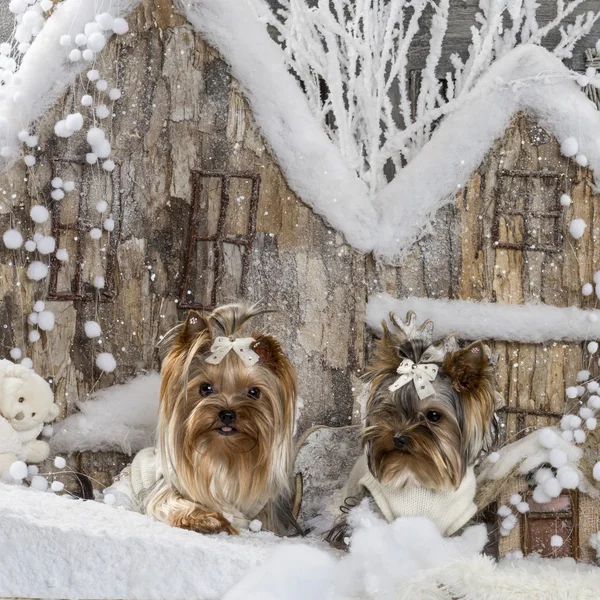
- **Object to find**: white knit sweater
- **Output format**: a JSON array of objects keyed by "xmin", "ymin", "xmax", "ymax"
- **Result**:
[{"xmin": 340, "ymin": 455, "xmax": 477, "ymax": 536}]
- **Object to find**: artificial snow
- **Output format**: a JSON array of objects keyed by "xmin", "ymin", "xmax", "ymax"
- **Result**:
[
  {"xmin": 33, "ymin": 300, "xmax": 44, "ymax": 312},
  {"xmin": 9, "ymin": 348, "xmax": 21, "ymax": 360},
  {"xmin": 36, "ymin": 235, "xmax": 55, "ymax": 254},
  {"xmin": 582, "ymin": 283, "xmax": 593, "ymax": 296},
  {"xmin": 103, "ymin": 217, "xmax": 115, "ymax": 231},
  {"xmin": 51, "ymin": 176, "xmax": 63, "ymax": 188},
  {"xmin": 84, "ymin": 321, "xmax": 101, "ymax": 338},
  {"xmin": 109, "ymin": 87, "xmax": 121, "ymax": 100},
  {"xmin": 29, "ymin": 204, "xmax": 49, "ymax": 223},
  {"xmin": 51, "ymin": 373, "xmax": 159, "ymax": 455},
  {"xmin": 28, "ymin": 330, "xmax": 40, "ymax": 343},
  {"xmin": 569, "ymin": 219, "xmax": 587, "ymax": 239},
  {"xmin": 26, "ymin": 261, "xmax": 48, "ymax": 281},
  {"xmin": 37, "ymin": 310, "xmax": 54, "ymax": 331},
  {"xmin": 51, "ymin": 480, "xmax": 64, "ymax": 492},
  {"xmin": 367, "ymin": 294, "xmax": 600, "ymax": 343},
  {"xmin": 94, "ymin": 275, "xmax": 105, "ymax": 289},
  {"xmin": 50, "ymin": 188, "xmax": 64, "ymax": 201},
  {"xmin": 589, "ymin": 340, "xmax": 600, "ymax": 353},
  {"xmin": 2, "ymin": 228, "xmax": 22, "ymax": 249},
  {"xmin": 96, "ymin": 352, "xmax": 116, "ymax": 372},
  {"xmin": 550, "ymin": 535, "xmax": 564, "ymax": 548},
  {"xmin": 96, "ymin": 79, "xmax": 108, "ymax": 91},
  {"xmin": 560, "ymin": 137, "xmax": 578, "ymax": 157},
  {"xmin": 54, "ymin": 456, "xmax": 66, "ymax": 469},
  {"xmin": 56, "ymin": 248, "xmax": 68, "ymax": 261},
  {"xmin": 9, "ymin": 461, "xmax": 27, "ymax": 480},
  {"xmin": 63, "ymin": 180, "xmax": 75, "ymax": 192},
  {"xmin": 89, "ymin": 227, "xmax": 102, "ymax": 240},
  {"xmin": 81, "ymin": 94, "xmax": 93, "ymax": 106}
]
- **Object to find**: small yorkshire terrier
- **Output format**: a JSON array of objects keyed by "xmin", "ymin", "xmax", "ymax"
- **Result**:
[
  {"xmin": 327, "ymin": 311, "xmax": 498, "ymax": 547},
  {"xmin": 127, "ymin": 304, "xmax": 300, "ymax": 536}
]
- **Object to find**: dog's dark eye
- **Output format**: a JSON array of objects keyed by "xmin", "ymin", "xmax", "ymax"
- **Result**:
[
  {"xmin": 18, "ymin": 397, "xmax": 24, "ymax": 403},
  {"xmin": 31, "ymin": 412, "xmax": 35, "ymax": 417},
  {"xmin": 248, "ymin": 387, "xmax": 261, "ymax": 399},
  {"xmin": 426, "ymin": 410, "xmax": 442, "ymax": 423},
  {"xmin": 199, "ymin": 383, "xmax": 213, "ymax": 397}
]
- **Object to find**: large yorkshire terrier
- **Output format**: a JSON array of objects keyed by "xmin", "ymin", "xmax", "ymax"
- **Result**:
[
  {"xmin": 129, "ymin": 304, "xmax": 299, "ymax": 536},
  {"xmin": 327, "ymin": 311, "xmax": 498, "ymax": 547}
]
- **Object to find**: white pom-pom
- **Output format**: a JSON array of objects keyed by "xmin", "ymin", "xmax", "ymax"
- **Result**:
[
  {"xmin": 28, "ymin": 465, "xmax": 39, "ymax": 476},
  {"xmin": 542, "ymin": 477, "xmax": 562, "ymax": 498},
  {"xmin": 24, "ymin": 154, "xmax": 36, "ymax": 167},
  {"xmin": 562, "ymin": 430, "xmax": 574, "ymax": 442},
  {"xmin": 582, "ymin": 283, "xmax": 593, "ymax": 296},
  {"xmin": 249, "ymin": 519, "xmax": 262, "ymax": 532},
  {"xmin": 561, "ymin": 137, "xmax": 579, "ymax": 157},
  {"xmin": 24, "ymin": 240, "xmax": 36, "ymax": 252},
  {"xmin": 54, "ymin": 456, "xmax": 66, "ymax": 469},
  {"xmin": 63, "ymin": 180, "xmax": 75, "ymax": 192},
  {"xmin": 9, "ymin": 461, "xmax": 28, "ymax": 480},
  {"xmin": 487, "ymin": 452, "xmax": 500, "ymax": 464},
  {"xmin": 59, "ymin": 34, "xmax": 72, "ymax": 47},
  {"xmin": 0, "ymin": 43, "xmax": 10, "ymax": 56},
  {"xmin": 9, "ymin": 347, "xmax": 22, "ymax": 360},
  {"xmin": 589, "ymin": 382, "xmax": 600, "ymax": 395},
  {"xmin": 102, "ymin": 159, "xmax": 115, "ymax": 172},
  {"xmin": 86, "ymin": 127, "xmax": 105, "ymax": 146},
  {"xmin": 588, "ymin": 342, "xmax": 599, "ymax": 354},
  {"xmin": 103, "ymin": 492, "xmax": 116, "ymax": 505},
  {"xmin": 3, "ymin": 229, "xmax": 23, "ymax": 249},
  {"xmin": 51, "ymin": 189, "xmax": 64, "ymax": 201},
  {"xmin": 30, "ymin": 204, "xmax": 49, "ymax": 224},
  {"xmin": 557, "ymin": 466, "xmax": 579, "ymax": 490},
  {"xmin": 569, "ymin": 219, "xmax": 587, "ymax": 239},
  {"xmin": 112, "ymin": 18, "xmax": 129, "ymax": 35},
  {"xmin": 25, "ymin": 135, "xmax": 38, "ymax": 149},
  {"xmin": 94, "ymin": 275, "xmax": 105, "ymax": 289},
  {"xmin": 87, "ymin": 69, "xmax": 100, "ymax": 81},
  {"xmin": 516, "ymin": 502, "xmax": 530, "ymax": 514},
  {"xmin": 86, "ymin": 153, "xmax": 98, "ymax": 165},
  {"xmin": 36, "ymin": 236, "xmax": 55, "ymax": 255},
  {"xmin": 37, "ymin": 311, "xmax": 54, "ymax": 331},
  {"xmin": 576, "ymin": 154, "xmax": 589, "ymax": 167},
  {"xmin": 109, "ymin": 88, "xmax": 122, "ymax": 101},
  {"xmin": 566, "ymin": 386, "xmax": 579, "ymax": 399},
  {"xmin": 51, "ymin": 177, "xmax": 63, "ymax": 189},
  {"xmin": 40, "ymin": 0, "xmax": 53, "ymax": 11},
  {"xmin": 95, "ymin": 105, "xmax": 110, "ymax": 119},
  {"xmin": 96, "ymin": 200, "xmax": 108, "ymax": 213},
  {"xmin": 550, "ymin": 535, "xmax": 563, "ymax": 548},
  {"xmin": 89, "ymin": 227, "xmax": 102, "ymax": 240},
  {"xmin": 54, "ymin": 120, "xmax": 73, "ymax": 138},
  {"xmin": 532, "ymin": 486, "xmax": 552, "ymax": 504},
  {"xmin": 509, "ymin": 493, "xmax": 522, "ymax": 506},
  {"xmin": 580, "ymin": 407, "xmax": 594, "ymax": 420},
  {"xmin": 28, "ymin": 330, "xmax": 40, "ymax": 343},
  {"xmin": 574, "ymin": 429, "xmax": 586, "ymax": 444},
  {"xmin": 593, "ymin": 462, "xmax": 600, "ymax": 481},
  {"xmin": 18, "ymin": 130, "xmax": 29, "ymax": 142},
  {"xmin": 96, "ymin": 13, "xmax": 114, "ymax": 30},
  {"xmin": 539, "ymin": 428, "xmax": 558, "ymax": 449},
  {"xmin": 103, "ymin": 217, "xmax": 115, "ymax": 232},
  {"xmin": 27, "ymin": 312, "xmax": 38, "ymax": 325},
  {"xmin": 27, "ymin": 261, "xmax": 48, "ymax": 281},
  {"xmin": 75, "ymin": 33, "xmax": 87, "ymax": 47},
  {"xmin": 20, "ymin": 357, "xmax": 33, "ymax": 369},
  {"xmin": 84, "ymin": 321, "xmax": 101, "ymax": 338},
  {"xmin": 577, "ymin": 370, "xmax": 590, "ymax": 382},
  {"xmin": 81, "ymin": 94, "xmax": 93, "ymax": 106},
  {"xmin": 94, "ymin": 139, "xmax": 111, "ymax": 158},
  {"xmin": 65, "ymin": 112, "xmax": 84, "ymax": 132},
  {"xmin": 535, "ymin": 467, "xmax": 553, "ymax": 484},
  {"xmin": 82, "ymin": 48, "xmax": 94, "ymax": 61},
  {"xmin": 56, "ymin": 248, "xmax": 69, "ymax": 262},
  {"xmin": 96, "ymin": 79, "xmax": 108, "ymax": 91},
  {"xmin": 589, "ymin": 395, "xmax": 600, "ymax": 409},
  {"xmin": 33, "ymin": 300, "xmax": 45, "ymax": 312},
  {"xmin": 549, "ymin": 448, "xmax": 568, "ymax": 469},
  {"xmin": 68, "ymin": 48, "xmax": 82, "ymax": 62},
  {"xmin": 87, "ymin": 32, "xmax": 106, "ymax": 52},
  {"xmin": 51, "ymin": 481, "xmax": 65, "ymax": 492},
  {"xmin": 498, "ymin": 504, "xmax": 512, "ymax": 517},
  {"xmin": 96, "ymin": 352, "xmax": 116, "ymax": 372},
  {"xmin": 42, "ymin": 424, "xmax": 53, "ymax": 437},
  {"xmin": 586, "ymin": 417, "xmax": 597, "ymax": 431},
  {"xmin": 33, "ymin": 233, "xmax": 43, "ymax": 243},
  {"xmin": 30, "ymin": 475, "xmax": 48, "ymax": 492},
  {"xmin": 569, "ymin": 415, "xmax": 582, "ymax": 429}
]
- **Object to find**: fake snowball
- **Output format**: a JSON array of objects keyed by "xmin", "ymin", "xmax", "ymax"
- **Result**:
[
  {"xmin": 54, "ymin": 456, "xmax": 66, "ymax": 469},
  {"xmin": 26, "ymin": 261, "xmax": 48, "ymax": 281},
  {"xmin": 24, "ymin": 240, "xmax": 36, "ymax": 252},
  {"xmin": 580, "ymin": 407, "xmax": 594, "ymax": 420},
  {"xmin": 574, "ymin": 429, "xmax": 586, "ymax": 444},
  {"xmin": 65, "ymin": 112, "xmax": 84, "ymax": 132},
  {"xmin": 89, "ymin": 227, "xmax": 102, "ymax": 240},
  {"xmin": 25, "ymin": 135, "xmax": 38, "ymax": 149},
  {"xmin": 589, "ymin": 383, "xmax": 600, "ymax": 395},
  {"xmin": 87, "ymin": 32, "xmax": 106, "ymax": 52},
  {"xmin": 96, "ymin": 200, "xmax": 108, "ymax": 213},
  {"xmin": 63, "ymin": 181, "xmax": 75, "ymax": 192},
  {"xmin": 96, "ymin": 352, "xmax": 116, "ymax": 372},
  {"xmin": 33, "ymin": 233, "xmax": 43, "ymax": 243},
  {"xmin": 566, "ymin": 386, "xmax": 578, "ymax": 399},
  {"xmin": 9, "ymin": 347, "xmax": 22, "ymax": 360},
  {"xmin": 28, "ymin": 465, "xmax": 39, "ymax": 475},
  {"xmin": 69, "ymin": 49, "xmax": 82, "ymax": 62},
  {"xmin": 51, "ymin": 177, "xmax": 63, "ymax": 189},
  {"xmin": 557, "ymin": 466, "xmax": 579, "ymax": 490},
  {"xmin": 569, "ymin": 219, "xmax": 587, "ymax": 239},
  {"xmin": 59, "ymin": 35, "xmax": 72, "ymax": 46},
  {"xmin": 96, "ymin": 79, "xmax": 108, "ymax": 92},
  {"xmin": 37, "ymin": 311, "xmax": 55, "ymax": 331},
  {"xmin": 95, "ymin": 105, "xmax": 110, "ymax": 119},
  {"xmin": 30, "ymin": 475, "xmax": 48, "ymax": 492},
  {"xmin": 594, "ymin": 462, "xmax": 600, "ymax": 481},
  {"xmin": 589, "ymin": 395, "xmax": 600, "ymax": 409},
  {"xmin": 550, "ymin": 535, "xmax": 563, "ymax": 548},
  {"xmin": 87, "ymin": 69, "xmax": 100, "ymax": 81},
  {"xmin": 84, "ymin": 321, "xmax": 101, "ymax": 338},
  {"xmin": 103, "ymin": 493, "xmax": 116, "ymax": 505},
  {"xmin": 3, "ymin": 229, "xmax": 23, "ymax": 249},
  {"xmin": 82, "ymin": 49, "xmax": 94, "ymax": 62},
  {"xmin": 33, "ymin": 300, "xmax": 45, "ymax": 312},
  {"xmin": 36, "ymin": 236, "xmax": 55, "ymax": 255},
  {"xmin": 509, "ymin": 494, "xmax": 522, "ymax": 506},
  {"xmin": 93, "ymin": 275, "xmax": 105, "ymax": 289},
  {"xmin": 532, "ymin": 486, "xmax": 552, "ymax": 504},
  {"xmin": 51, "ymin": 481, "xmax": 64, "ymax": 492},
  {"xmin": 18, "ymin": 130, "xmax": 29, "ymax": 142},
  {"xmin": 577, "ymin": 370, "xmax": 590, "ymax": 382},
  {"xmin": 549, "ymin": 448, "xmax": 568, "ymax": 469},
  {"xmin": 109, "ymin": 88, "xmax": 122, "ymax": 101},
  {"xmin": 497, "ymin": 505, "xmax": 512, "ymax": 517},
  {"xmin": 249, "ymin": 519, "xmax": 262, "ymax": 532},
  {"xmin": 569, "ymin": 415, "xmax": 582, "ymax": 429},
  {"xmin": 28, "ymin": 330, "xmax": 40, "ymax": 343},
  {"xmin": 582, "ymin": 283, "xmax": 593, "ymax": 296},
  {"xmin": 576, "ymin": 154, "xmax": 589, "ymax": 167},
  {"xmin": 561, "ymin": 137, "xmax": 579, "ymax": 157},
  {"xmin": 40, "ymin": 0, "xmax": 52, "ymax": 11},
  {"xmin": 24, "ymin": 155, "xmax": 36, "ymax": 167},
  {"xmin": 539, "ymin": 428, "xmax": 558, "ymax": 449},
  {"xmin": 56, "ymin": 248, "xmax": 69, "ymax": 262},
  {"xmin": 535, "ymin": 468, "xmax": 553, "ymax": 484},
  {"xmin": 103, "ymin": 217, "xmax": 115, "ymax": 232},
  {"xmin": 102, "ymin": 159, "xmax": 115, "ymax": 172},
  {"xmin": 587, "ymin": 418, "xmax": 597, "ymax": 430},
  {"xmin": 54, "ymin": 120, "xmax": 73, "ymax": 138},
  {"xmin": 562, "ymin": 430, "xmax": 574, "ymax": 442},
  {"xmin": 113, "ymin": 18, "xmax": 129, "ymax": 35},
  {"xmin": 94, "ymin": 139, "xmax": 111, "ymax": 158},
  {"xmin": 588, "ymin": 342, "xmax": 599, "ymax": 354},
  {"xmin": 81, "ymin": 94, "xmax": 93, "ymax": 107},
  {"xmin": 30, "ymin": 205, "xmax": 49, "ymax": 223},
  {"xmin": 516, "ymin": 502, "xmax": 530, "ymax": 514},
  {"xmin": 20, "ymin": 358, "xmax": 33, "ymax": 369},
  {"xmin": 96, "ymin": 13, "xmax": 114, "ymax": 30},
  {"xmin": 541, "ymin": 477, "xmax": 562, "ymax": 498},
  {"xmin": 87, "ymin": 127, "xmax": 105, "ymax": 146},
  {"xmin": 86, "ymin": 153, "xmax": 98, "ymax": 165},
  {"xmin": 27, "ymin": 312, "xmax": 37, "ymax": 325},
  {"xmin": 75, "ymin": 34, "xmax": 87, "ymax": 47},
  {"xmin": 9, "ymin": 461, "xmax": 28, "ymax": 480},
  {"xmin": 51, "ymin": 189, "xmax": 64, "ymax": 201}
]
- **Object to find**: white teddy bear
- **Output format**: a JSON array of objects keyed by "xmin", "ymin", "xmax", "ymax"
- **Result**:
[{"xmin": 0, "ymin": 359, "xmax": 59, "ymax": 475}]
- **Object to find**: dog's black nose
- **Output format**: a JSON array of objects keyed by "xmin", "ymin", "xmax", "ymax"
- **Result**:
[
  {"xmin": 393, "ymin": 434, "xmax": 409, "ymax": 449},
  {"xmin": 219, "ymin": 410, "xmax": 236, "ymax": 425}
]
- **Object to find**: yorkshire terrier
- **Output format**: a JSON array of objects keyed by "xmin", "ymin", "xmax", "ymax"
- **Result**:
[
  {"xmin": 122, "ymin": 304, "xmax": 300, "ymax": 536},
  {"xmin": 326, "ymin": 311, "xmax": 498, "ymax": 547}
]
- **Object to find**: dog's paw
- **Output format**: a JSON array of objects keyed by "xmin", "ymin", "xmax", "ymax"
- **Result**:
[{"xmin": 169, "ymin": 509, "xmax": 239, "ymax": 535}]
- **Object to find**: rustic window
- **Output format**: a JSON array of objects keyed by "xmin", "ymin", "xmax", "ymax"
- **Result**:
[
  {"xmin": 493, "ymin": 169, "xmax": 565, "ymax": 253},
  {"xmin": 48, "ymin": 158, "xmax": 121, "ymax": 302},
  {"xmin": 179, "ymin": 170, "xmax": 260, "ymax": 310}
]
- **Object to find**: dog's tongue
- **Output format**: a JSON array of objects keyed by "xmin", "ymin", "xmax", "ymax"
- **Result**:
[{"xmin": 222, "ymin": 426, "xmax": 233, "ymax": 432}]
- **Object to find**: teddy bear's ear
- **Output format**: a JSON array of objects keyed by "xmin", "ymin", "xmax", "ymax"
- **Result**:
[{"xmin": 46, "ymin": 404, "xmax": 59, "ymax": 422}]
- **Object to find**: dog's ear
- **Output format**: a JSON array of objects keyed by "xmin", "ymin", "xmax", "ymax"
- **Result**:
[
  {"xmin": 180, "ymin": 310, "xmax": 211, "ymax": 345},
  {"xmin": 443, "ymin": 341, "xmax": 489, "ymax": 393},
  {"xmin": 252, "ymin": 335, "xmax": 288, "ymax": 372}
]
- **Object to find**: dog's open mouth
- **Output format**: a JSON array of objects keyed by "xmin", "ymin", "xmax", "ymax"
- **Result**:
[{"xmin": 217, "ymin": 426, "xmax": 237, "ymax": 436}]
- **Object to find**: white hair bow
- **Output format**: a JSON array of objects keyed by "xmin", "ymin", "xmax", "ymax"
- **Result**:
[
  {"xmin": 388, "ymin": 358, "xmax": 439, "ymax": 400},
  {"xmin": 205, "ymin": 336, "xmax": 260, "ymax": 366}
]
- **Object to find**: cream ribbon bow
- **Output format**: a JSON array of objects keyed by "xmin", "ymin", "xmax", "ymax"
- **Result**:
[
  {"xmin": 388, "ymin": 358, "xmax": 439, "ymax": 399},
  {"xmin": 205, "ymin": 336, "xmax": 260, "ymax": 366}
]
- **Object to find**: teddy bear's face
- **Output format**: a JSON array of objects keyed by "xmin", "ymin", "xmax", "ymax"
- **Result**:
[{"xmin": 1, "ymin": 372, "xmax": 57, "ymax": 432}]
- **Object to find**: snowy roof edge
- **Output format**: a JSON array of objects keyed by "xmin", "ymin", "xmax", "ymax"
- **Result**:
[{"xmin": 367, "ymin": 293, "xmax": 600, "ymax": 343}]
